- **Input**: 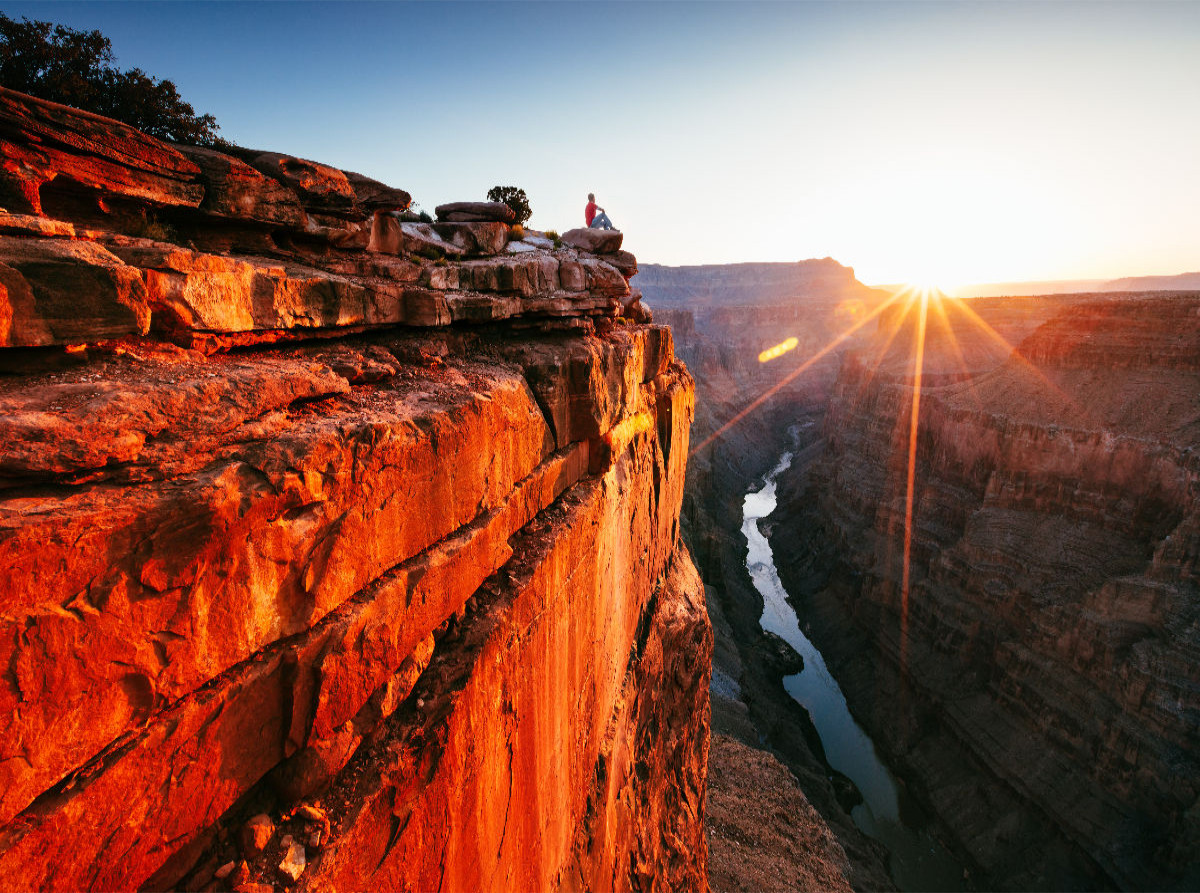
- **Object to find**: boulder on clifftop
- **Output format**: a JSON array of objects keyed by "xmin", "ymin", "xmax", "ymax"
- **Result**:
[
  {"xmin": 248, "ymin": 152, "xmax": 359, "ymax": 217},
  {"xmin": 562, "ymin": 227, "xmax": 623, "ymax": 254},
  {"xmin": 343, "ymin": 170, "xmax": 412, "ymax": 213},
  {"xmin": 175, "ymin": 145, "xmax": 304, "ymax": 227},
  {"xmin": 434, "ymin": 201, "xmax": 516, "ymax": 224}
]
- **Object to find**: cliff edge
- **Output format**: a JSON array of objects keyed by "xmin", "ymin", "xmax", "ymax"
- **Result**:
[{"xmin": 0, "ymin": 87, "xmax": 710, "ymax": 891}]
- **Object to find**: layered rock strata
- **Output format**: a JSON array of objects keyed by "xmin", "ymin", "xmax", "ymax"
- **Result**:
[
  {"xmin": 0, "ymin": 88, "xmax": 710, "ymax": 891},
  {"xmin": 772, "ymin": 293, "xmax": 1200, "ymax": 890}
]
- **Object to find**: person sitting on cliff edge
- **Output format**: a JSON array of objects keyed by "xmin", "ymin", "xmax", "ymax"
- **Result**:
[{"xmin": 585, "ymin": 193, "xmax": 616, "ymax": 230}]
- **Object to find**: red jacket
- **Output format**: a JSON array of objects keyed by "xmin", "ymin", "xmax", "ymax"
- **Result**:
[{"xmin": 585, "ymin": 201, "xmax": 597, "ymax": 226}]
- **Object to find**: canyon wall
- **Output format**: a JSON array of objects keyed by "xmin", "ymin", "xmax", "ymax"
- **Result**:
[
  {"xmin": 772, "ymin": 291, "xmax": 1200, "ymax": 890},
  {"xmin": 0, "ymin": 87, "xmax": 710, "ymax": 892}
]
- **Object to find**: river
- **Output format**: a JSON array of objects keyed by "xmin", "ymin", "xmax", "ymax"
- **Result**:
[{"xmin": 743, "ymin": 448, "xmax": 966, "ymax": 892}]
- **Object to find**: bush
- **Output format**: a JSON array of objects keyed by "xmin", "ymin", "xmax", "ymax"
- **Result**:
[
  {"xmin": 486, "ymin": 185, "xmax": 532, "ymax": 226},
  {"xmin": 126, "ymin": 213, "xmax": 175, "ymax": 243},
  {"xmin": 0, "ymin": 13, "xmax": 227, "ymax": 146},
  {"xmin": 544, "ymin": 228, "xmax": 563, "ymax": 249}
]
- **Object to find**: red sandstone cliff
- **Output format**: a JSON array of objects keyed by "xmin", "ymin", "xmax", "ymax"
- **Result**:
[
  {"xmin": 772, "ymin": 291, "xmax": 1200, "ymax": 889},
  {"xmin": 0, "ymin": 87, "xmax": 710, "ymax": 891}
]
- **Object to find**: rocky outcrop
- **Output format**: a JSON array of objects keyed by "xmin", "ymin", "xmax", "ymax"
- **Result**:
[
  {"xmin": 771, "ymin": 292, "xmax": 1200, "ymax": 890},
  {"xmin": 0, "ymin": 87, "xmax": 204, "ymax": 215},
  {"xmin": 0, "ymin": 88, "xmax": 709, "ymax": 892},
  {"xmin": 0, "ymin": 85, "xmax": 640, "ymax": 352}
]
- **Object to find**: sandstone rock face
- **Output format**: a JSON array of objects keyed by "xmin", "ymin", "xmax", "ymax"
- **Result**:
[
  {"xmin": 0, "ymin": 87, "xmax": 202, "ymax": 215},
  {"xmin": 0, "ymin": 88, "xmax": 707, "ymax": 892},
  {"xmin": 341, "ymin": 169, "xmax": 412, "ymax": 212},
  {"xmin": 176, "ymin": 144, "xmax": 305, "ymax": 227},
  {"xmin": 247, "ymin": 152, "xmax": 359, "ymax": 216},
  {"xmin": 0, "ymin": 237, "xmax": 150, "ymax": 345},
  {"xmin": 771, "ymin": 293, "xmax": 1200, "ymax": 890}
]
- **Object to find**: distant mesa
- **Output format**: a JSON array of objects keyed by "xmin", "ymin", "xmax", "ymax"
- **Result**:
[
  {"xmin": 638, "ymin": 257, "xmax": 884, "ymax": 308},
  {"xmin": 1100, "ymin": 270, "xmax": 1200, "ymax": 292},
  {"xmin": 906, "ymin": 271, "xmax": 1200, "ymax": 299}
]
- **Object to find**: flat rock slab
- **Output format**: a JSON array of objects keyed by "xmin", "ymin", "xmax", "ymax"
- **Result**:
[
  {"xmin": 0, "ymin": 237, "xmax": 150, "ymax": 346},
  {"xmin": 343, "ymin": 170, "xmax": 411, "ymax": 212},
  {"xmin": 434, "ymin": 201, "xmax": 516, "ymax": 223},
  {"xmin": 562, "ymin": 227, "xmax": 623, "ymax": 254}
]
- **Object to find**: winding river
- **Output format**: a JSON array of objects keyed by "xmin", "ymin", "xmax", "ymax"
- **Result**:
[{"xmin": 743, "ymin": 449, "xmax": 966, "ymax": 892}]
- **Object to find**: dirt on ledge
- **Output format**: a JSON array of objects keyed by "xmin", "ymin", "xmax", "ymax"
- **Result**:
[{"xmin": 706, "ymin": 733, "xmax": 855, "ymax": 893}]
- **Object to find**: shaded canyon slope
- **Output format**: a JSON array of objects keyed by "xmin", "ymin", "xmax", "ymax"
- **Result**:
[
  {"xmin": 643, "ymin": 260, "xmax": 898, "ymax": 890},
  {"xmin": 0, "ymin": 86, "xmax": 710, "ymax": 892},
  {"xmin": 771, "ymin": 291, "xmax": 1200, "ymax": 890}
]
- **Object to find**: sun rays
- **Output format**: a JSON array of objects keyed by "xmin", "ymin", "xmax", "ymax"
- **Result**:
[
  {"xmin": 691, "ymin": 281, "xmax": 1063, "ymax": 680},
  {"xmin": 899, "ymin": 287, "xmax": 930, "ymax": 675}
]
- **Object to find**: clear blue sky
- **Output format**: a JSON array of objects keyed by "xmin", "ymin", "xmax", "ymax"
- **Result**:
[{"xmin": 3, "ymin": 1, "xmax": 1198, "ymax": 287}]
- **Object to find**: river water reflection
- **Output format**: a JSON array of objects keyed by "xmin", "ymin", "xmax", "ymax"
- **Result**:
[{"xmin": 743, "ymin": 450, "xmax": 965, "ymax": 892}]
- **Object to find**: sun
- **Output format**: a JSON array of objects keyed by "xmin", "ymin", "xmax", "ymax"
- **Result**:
[{"xmin": 900, "ymin": 279, "xmax": 957, "ymax": 299}]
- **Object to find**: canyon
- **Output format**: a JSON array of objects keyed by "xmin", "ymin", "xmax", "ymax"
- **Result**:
[
  {"xmin": 770, "ymin": 290, "xmax": 1200, "ymax": 890},
  {"xmin": 0, "ymin": 87, "xmax": 708, "ymax": 891},
  {"xmin": 645, "ymin": 251, "xmax": 1199, "ymax": 891},
  {"xmin": 2, "ymin": 80, "xmax": 1197, "ymax": 893}
]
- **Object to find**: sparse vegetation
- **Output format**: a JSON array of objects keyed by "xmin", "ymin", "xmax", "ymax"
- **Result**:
[
  {"xmin": 401, "ymin": 203, "xmax": 434, "ymax": 224},
  {"xmin": 126, "ymin": 213, "xmax": 175, "ymax": 243},
  {"xmin": 510, "ymin": 224, "xmax": 525, "ymax": 240},
  {"xmin": 544, "ymin": 229, "xmax": 563, "ymax": 249},
  {"xmin": 486, "ymin": 185, "xmax": 532, "ymax": 226},
  {"xmin": 0, "ymin": 13, "xmax": 228, "ymax": 146}
]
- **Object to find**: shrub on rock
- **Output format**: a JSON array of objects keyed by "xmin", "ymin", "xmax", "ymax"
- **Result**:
[{"xmin": 486, "ymin": 185, "xmax": 532, "ymax": 226}]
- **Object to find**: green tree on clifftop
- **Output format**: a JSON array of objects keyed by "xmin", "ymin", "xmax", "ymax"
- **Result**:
[{"xmin": 0, "ymin": 13, "xmax": 227, "ymax": 146}]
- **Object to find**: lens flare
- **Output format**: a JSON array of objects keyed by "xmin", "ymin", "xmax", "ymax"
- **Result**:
[
  {"xmin": 689, "ymin": 289, "xmax": 907, "ymax": 457},
  {"xmin": 900, "ymin": 291, "xmax": 929, "ymax": 678},
  {"xmin": 758, "ymin": 337, "xmax": 799, "ymax": 363}
]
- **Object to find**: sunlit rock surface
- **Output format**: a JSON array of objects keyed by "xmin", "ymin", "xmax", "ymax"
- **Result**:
[
  {"xmin": 771, "ymin": 291, "xmax": 1200, "ymax": 890},
  {"xmin": 0, "ymin": 87, "xmax": 710, "ymax": 891}
]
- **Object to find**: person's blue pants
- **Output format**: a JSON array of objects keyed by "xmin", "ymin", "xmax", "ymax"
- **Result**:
[{"xmin": 589, "ymin": 212, "xmax": 614, "ymax": 230}]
